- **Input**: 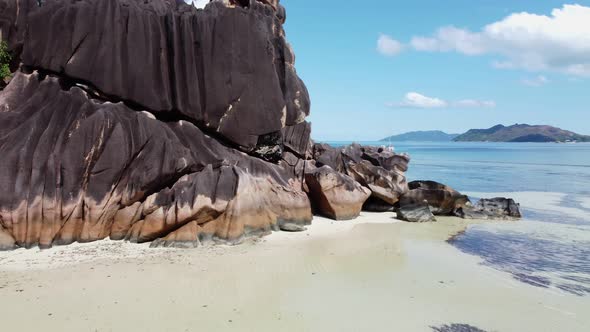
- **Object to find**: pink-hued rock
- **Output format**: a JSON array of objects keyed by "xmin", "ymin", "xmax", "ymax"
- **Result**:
[
  {"xmin": 0, "ymin": 71, "xmax": 310, "ymax": 249},
  {"xmin": 305, "ymin": 166, "xmax": 371, "ymax": 220}
]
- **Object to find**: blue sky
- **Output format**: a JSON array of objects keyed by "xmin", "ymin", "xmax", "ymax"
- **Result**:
[{"xmin": 281, "ymin": 0, "xmax": 590, "ymax": 141}]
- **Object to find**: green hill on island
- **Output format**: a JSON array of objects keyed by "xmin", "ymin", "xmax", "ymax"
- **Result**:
[
  {"xmin": 380, "ymin": 130, "xmax": 460, "ymax": 142},
  {"xmin": 453, "ymin": 124, "xmax": 590, "ymax": 143}
]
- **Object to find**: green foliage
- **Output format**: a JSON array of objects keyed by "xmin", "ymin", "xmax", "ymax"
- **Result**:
[{"xmin": 0, "ymin": 41, "xmax": 11, "ymax": 80}]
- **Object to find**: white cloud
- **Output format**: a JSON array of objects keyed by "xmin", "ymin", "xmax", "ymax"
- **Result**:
[
  {"xmin": 521, "ymin": 75, "xmax": 550, "ymax": 87},
  {"xmin": 377, "ymin": 34, "xmax": 404, "ymax": 56},
  {"xmin": 191, "ymin": 0, "xmax": 209, "ymax": 9},
  {"xmin": 411, "ymin": 27, "xmax": 486, "ymax": 55},
  {"xmin": 394, "ymin": 92, "xmax": 448, "ymax": 108},
  {"xmin": 454, "ymin": 99, "xmax": 496, "ymax": 108},
  {"xmin": 410, "ymin": 4, "xmax": 590, "ymax": 76},
  {"xmin": 388, "ymin": 92, "xmax": 495, "ymax": 109}
]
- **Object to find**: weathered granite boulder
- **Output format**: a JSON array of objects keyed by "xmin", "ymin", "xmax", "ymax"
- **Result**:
[
  {"xmin": 400, "ymin": 180, "xmax": 470, "ymax": 215},
  {"xmin": 0, "ymin": 71, "xmax": 312, "ymax": 250},
  {"xmin": 455, "ymin": 198, "xmax": 522, "ymax": 220},
  {"xmin": 305, "ymin": 166, "xmax": 371, "ymax": 220},
  {"xmin": 19, "ymin": 0, "xmax": 308, "ymax": 151},
  {"xmin": 396, "ymin": 201, "xmax": 436, "ymax": 223},
  {"xmin": 312, "ymin": 143, "xmax": 344, "ymax": 172},
  {"xmin": 312, "ymin": 143, "xmax": 410, "ymax": 210}
]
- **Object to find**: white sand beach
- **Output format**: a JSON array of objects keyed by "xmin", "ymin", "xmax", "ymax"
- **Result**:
[{"xmin": 1, "ymin": 205, "xmax": 589, "ymax": 332}]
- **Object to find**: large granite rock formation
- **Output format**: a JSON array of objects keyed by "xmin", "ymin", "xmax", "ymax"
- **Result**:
[
  {"xmin": 0, "ymin": 70, "xmax": 312, "ymax": 250},
  {"xmin": 0, "ymin": 0, "xmax": 316, "ymax": 250}
]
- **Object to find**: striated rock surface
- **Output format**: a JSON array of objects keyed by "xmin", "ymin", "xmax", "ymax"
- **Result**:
[
  {"xmin": 0, "ymin": 71, "xmax": 312, "ymax": 249},
  {"xmin": 20, "ymin": 0, "xmax": 309, "ymax": 151},
  {"xmin": 0, "ymin": 0, "xmax": 315, "ymax": 250},
  {"xmin": 305, "ymin": 165, "xmax": 371, "ymax": 220}
]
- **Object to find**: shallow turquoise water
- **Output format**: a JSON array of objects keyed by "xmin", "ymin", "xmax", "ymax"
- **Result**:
[{"xmin": 324, "ymin": 141, "xmax": 590, "ymax": 295}]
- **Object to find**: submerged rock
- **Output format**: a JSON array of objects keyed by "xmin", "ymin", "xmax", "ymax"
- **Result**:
[{"xmin": 430, "ymin": 324, "xmax": 488, "ymax": 332}]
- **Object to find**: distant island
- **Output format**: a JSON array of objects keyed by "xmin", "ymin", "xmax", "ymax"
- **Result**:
[
  {"xmin": 453, "ymin": 124, "xmax": 590, "ymax": 143},
  {"xmin": 380, "ymin": 130, "xmax": 459, "ymax": 142},
  {"xmin": 382, "ymin": 125, "xmax": 590, "ymax": 143}
]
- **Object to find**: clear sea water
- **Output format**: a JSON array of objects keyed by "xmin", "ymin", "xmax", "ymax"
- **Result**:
[{"xmin": 325, "ymin": 141, "xmax": 590, "ymax": 296}]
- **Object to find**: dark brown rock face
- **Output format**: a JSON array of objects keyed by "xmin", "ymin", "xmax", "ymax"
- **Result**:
[
  {"xmin": 305, "ymin": 166, "xmax": 371, "ymax": 220},
  {"xmin": 0, "ymin": 71, "xmax": 312, "ymax": 250},
  {"xmin": 400, "ymin": 180, "xmax": 470, "ymax": 215},
  {"xmin": 20, "ymin": 0, "xmax": 309, "ymax": 151},
  {"xmin": 0, "ymin": 0, "xmax": 315, "ymax": 250},
  {"xmin": 312, "ymin": 143, "xmax": 410, "ymax": 210},
  {"xmin": 455, "ymin": 198, "xmax": 522, "ymax": 220},
  {"xmin": 282, "ymin": 121, "xmax": 312, "ymax": 158}
]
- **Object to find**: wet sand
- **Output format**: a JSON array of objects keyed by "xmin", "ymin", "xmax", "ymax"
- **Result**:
[{"xmin": 1, "ymin": 211, "xmax": 589, "ymax": 332}]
